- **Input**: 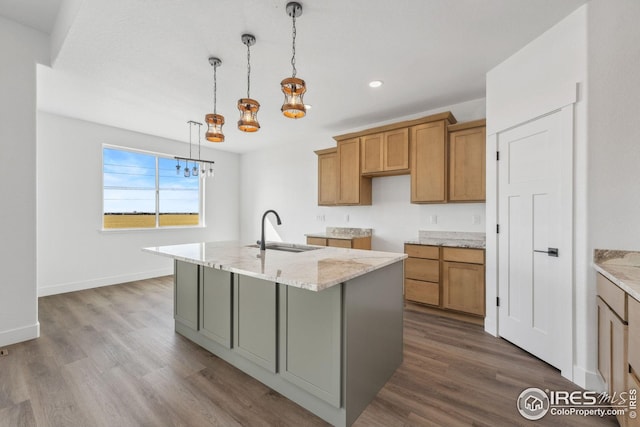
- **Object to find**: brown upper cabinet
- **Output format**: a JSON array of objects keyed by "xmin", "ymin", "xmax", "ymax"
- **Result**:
[
  {"xmin": 448, "ymin": 120, "xmax": 486, "ymax": 202},
  {"xmin": 315, "ymin": 111, "xmax": 489, "ymax": 206},
  {"xmin": 361, "ymin": 128, "xmax": 409, "ymax": 176},
  {"xmin": 314, "ymin": 142, "xmax": 372, "ymax": 206},
  {"xmin": 337, "ymin": 138, "xmax": 372, "ymax": 205},
  {"xmin": 315, "ymin": 147, "xmax": 338, "ymax": 206},
  {"xmin": 411, "ymin": 119, "xmax": 451, "ymax": 203}
]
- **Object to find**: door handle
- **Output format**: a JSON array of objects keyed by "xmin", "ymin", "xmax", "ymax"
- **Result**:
[{"xmin": 534, "ymin": 247, "xmax": 559, "ymax": 257}]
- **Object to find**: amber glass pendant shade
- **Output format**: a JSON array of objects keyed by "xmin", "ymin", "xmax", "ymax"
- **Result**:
[
  {"xmin": 280, "ymin": 77, "xmax": 306, "ymax": 119},
  {"xmin": 237, "ymin": 98, "xmax": 260, "ymax": 132},
  {"xmin": 205, "ymin": 113, "xmax": 225, "ymax": 142}
]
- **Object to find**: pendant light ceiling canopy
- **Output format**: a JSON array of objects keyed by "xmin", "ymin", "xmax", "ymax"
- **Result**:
[
  {"xmin": 281, "ymin": 2, "xmax": 306, "ymax": 119},
  {"xmin": 238, "ymin": 34, "xmax": 261, "ymax": 133},
  {"xmin": 205, "ymin": 57, "xmax": 225, "ymax": 143}
]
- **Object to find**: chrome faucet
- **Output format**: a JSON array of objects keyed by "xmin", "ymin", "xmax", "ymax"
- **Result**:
[{"xmin": 258, "ymin": 209, "xmax": 282, "ymax": 251}]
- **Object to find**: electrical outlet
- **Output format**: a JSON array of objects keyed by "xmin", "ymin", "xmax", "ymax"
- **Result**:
[
  {"xmin": 429, "ymin": 215, "xmax": 437, "ymax": 225},
  {"xmin": 472, "ymin": 215, "xmax": 481, "ymax": 225},
  {"xmin": 0, "ymin": 349, "xmax": 8, "ymax": 356}
]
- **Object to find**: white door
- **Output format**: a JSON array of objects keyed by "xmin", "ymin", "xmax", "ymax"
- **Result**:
[{"xmin": 498, "ymin": 108, "xmax": 573, "ymax": 378}]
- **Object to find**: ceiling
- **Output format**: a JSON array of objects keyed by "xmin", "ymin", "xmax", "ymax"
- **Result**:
[{"xmin": 1, "ymin": 0, "xmax": 587, "ymax": 153}]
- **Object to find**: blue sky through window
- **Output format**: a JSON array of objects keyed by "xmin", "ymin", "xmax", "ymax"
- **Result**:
[{"xmin": 103, "ymin": 148, "xmax": 199, "ymax": 214}]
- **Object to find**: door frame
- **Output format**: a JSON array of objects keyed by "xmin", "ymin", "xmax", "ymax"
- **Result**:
[{"xmin": 485, "ymin": 83, "xmax": 577, "ymax": 381}]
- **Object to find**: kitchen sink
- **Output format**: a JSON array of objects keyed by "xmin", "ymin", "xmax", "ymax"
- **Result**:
[{"xmin": 246, "ymin": 243, "xmax": 322, "ymax": 253}]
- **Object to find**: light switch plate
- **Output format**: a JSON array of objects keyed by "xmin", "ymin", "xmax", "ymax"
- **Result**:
[{"xmin": 429, "ymin": 215, "xmax": 437, "ymax": 224}]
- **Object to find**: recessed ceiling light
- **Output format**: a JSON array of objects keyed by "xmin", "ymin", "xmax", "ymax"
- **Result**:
[{"xmin": 369, "ymin": 80, "xmax": 383, "ymax": 88}]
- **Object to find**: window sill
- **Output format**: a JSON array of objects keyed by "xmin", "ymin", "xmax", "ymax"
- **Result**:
[{"xmin": 100, "ymin": 225, "xmax": 206, "ymax": 233}]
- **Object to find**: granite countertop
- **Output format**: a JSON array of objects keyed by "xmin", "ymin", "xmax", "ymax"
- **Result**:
[
  {"xmin": 305, "ymin": 227, "xmax": 372, "ymax": 240},
  {"xmin": 593, "ymin": 249, "xmax": 640, "ymax": 302},
  {"xmin": 405, "ymin": 231, "xmax": 486, "ymax": 249},
  {"xmin": 143, "ymin": 241, "xmax": 406, "ymax": 292}
]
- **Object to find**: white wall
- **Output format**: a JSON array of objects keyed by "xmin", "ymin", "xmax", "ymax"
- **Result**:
[
  {"xmin": 586, "ymin": 0, "xmax": 640, "ymax": 383},
  {"xmin": 587, "ymin": 0, "xmax": 640, "ymax": 249},
  {"xmin": 239, "ymin": 98, "xmax": 486, "ymax": 252},
  {"xmin": 486, "ymin": 6, "xmax": 591, "ymax": 386},
  {"xmin": 0, "ymin": 17, "xmax": 49, "ymax": 346},
  {"xmin": 36, "ymin": 112, "xmax": 240, "ymax": 296}
]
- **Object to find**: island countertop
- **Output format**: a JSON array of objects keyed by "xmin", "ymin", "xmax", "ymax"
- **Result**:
[{"xmin": 143, "ymin": 241, "xmax": 407, "ymax": 292}]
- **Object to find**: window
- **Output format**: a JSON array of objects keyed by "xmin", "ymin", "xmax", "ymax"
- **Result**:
[{"xmin": 103, "ymin": 146, "xmax": 201, "ymax": 229}]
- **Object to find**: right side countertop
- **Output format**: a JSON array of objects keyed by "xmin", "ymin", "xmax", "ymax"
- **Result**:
[
  {"xmin": 594, "ymin": 249, "xmax": 640, "ymax": 301},
  {"xmin": 405, "ymin": 230, "xmax": 486, "ymax": 249}
]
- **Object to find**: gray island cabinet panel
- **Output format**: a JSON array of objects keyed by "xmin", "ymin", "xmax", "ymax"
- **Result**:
[
  {"xmin": 279, "ymin": 284, "xmax": 342, "ymax": 407},
  {"xmin": 199, "ymin": 267, "xmax": 232, "ymax": 348},
  {"xmin": 234, "ymin": 275, "xmax": 277, "ymax": 372},
  {"xmin": 174, "ymin": 260, "xmax": 198, "ymax": 330}
]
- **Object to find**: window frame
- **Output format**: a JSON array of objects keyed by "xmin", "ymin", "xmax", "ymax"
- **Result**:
[{"xmin": 101, "ymin": 144, "xmax": 205, "ymax": 231}]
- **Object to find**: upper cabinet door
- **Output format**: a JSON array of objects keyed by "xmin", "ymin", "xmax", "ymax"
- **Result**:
[
  {"xmin": 316, "ymin": 148, "xmax": 338, "ymax": 206},
  {"xmin": 361, "ymin": 129, "xmax": 409, "ymax": 175},
  {"xmin": 361, "ymin": 133, "xmax": 384, "ymax": 174},
  {"xmin": 411, "ymin": 120, "xmax": 447, "ymax": 203},
  {"xmin": 383, "ymin": 128, "xmax": 409, "ymax": 171},
  {"xmin": 448, "ymin": 124, "xmax": 486, "ymax": 202},
  {"xmin": 338, "ymin": 138, "xmax": 371, "ymax": 205}
]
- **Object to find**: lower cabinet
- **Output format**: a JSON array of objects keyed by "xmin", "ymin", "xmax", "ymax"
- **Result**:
[
  {"xmin": 442, "ymin": 261, "xmax": 485, "ymax": 316},
  {"xmin": 234, "ymin": 275, "xmax": 277, "ymax": 373},
  {"xmin": 596, "ymin": 273, "xmax": 630, "ymax": 427},
  {"xmin": 175, "ymin": 260, "xmax": 199, "ymax": 330},
  {"xmin": 279, "ymin": 284, "xmax": 342, "ymax": 407},
  {"xmin": 200, "ymin": 267, "xmax": 232, "ymax": 348},
  {"xmin": 404, "ymin": 244, "xmax": 485, "ymax": 319}
]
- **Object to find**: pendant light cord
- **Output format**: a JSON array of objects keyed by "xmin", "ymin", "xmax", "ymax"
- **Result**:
[
  {"xmin": 246, "ymin": 42, "xmax": 251, "ymax": 98},
  {"xmin": 291, "ymin": 12, "xmax": 297, "ymax": 77},
  {"xmin": 213, "ymin": 63, "xmax": 218, "ymax": 115}
]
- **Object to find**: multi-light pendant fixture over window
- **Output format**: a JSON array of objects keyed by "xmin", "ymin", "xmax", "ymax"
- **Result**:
[
  {"xmin": 281, "ymin": 2, "xmax": 306, "ymax": 119},
  {"xmin": 176, "ymin": 121, "xmax": 215, "ymax": 179},
  {"xmin": 203, "ymin": 1, "xmax": 307, "ymax": 141}
]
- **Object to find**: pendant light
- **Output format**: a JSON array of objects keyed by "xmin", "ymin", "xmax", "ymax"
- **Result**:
[
  {"xmin": 281, "ymin": 2, "xmax": 306, "ymax": 119},
  {"xmin": 175, "ymin": 120, "xmax": 216, "ymax": 180},
  {"xmin": 205, "ymin": 57, "xmax": 225, "ymax": 142},
  {"xmin": 238, "ymin": 34, "xmax": 260, "ymax": 132}
]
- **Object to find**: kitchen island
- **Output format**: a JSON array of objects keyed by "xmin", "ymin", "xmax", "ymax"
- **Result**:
[{"xmin": 143, "ymin": 241, "xmax": 406, "ymax": 427}]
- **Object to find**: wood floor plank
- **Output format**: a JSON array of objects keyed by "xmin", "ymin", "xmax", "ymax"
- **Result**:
[
  {"xmin": 0, "ymin": 400, "xmax": 37, "ymax": 427},
  {"xmin": 0, "ymin": 277, "xmax": 618, "ymax": 427}
]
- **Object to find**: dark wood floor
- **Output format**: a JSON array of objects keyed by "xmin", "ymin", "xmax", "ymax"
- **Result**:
[{"xmin": 0, "ymin": 276, "xmax": 616, "ymax": 427}]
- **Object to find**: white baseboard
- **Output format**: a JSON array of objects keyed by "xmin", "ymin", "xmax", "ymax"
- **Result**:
[
  {"xmin": 573, "ymin": 365, "xmax": 605, "ymax": 392},
  {"xmin": 0, "ymin": 322, "xmax": 40, "ymax": 347},
  {"xmin": 37, "ymin": 268, "xmax": 173, "ymax": 297}
]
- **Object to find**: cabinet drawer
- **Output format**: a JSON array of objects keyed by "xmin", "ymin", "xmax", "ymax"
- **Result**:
[
  {"xmin": 328, "ymin": 238, "xmax": 352, "ymax": 248},
  {"xmin": 597, "ymin": 273, "xmax": 627, "ymax": 321},
  {"xmin": 405, "ymin": 279, "xmax": 439, "ymax": 306},
  {"xmin": 405, "ymin": 244, "xmax": 439, "ymax": 260},
  {"xmin": 442, "ymin": 247, "xmax": 484, "ymax": 264},
  {"xmin": 405, "ymin": 258, "xmax": 439, "ymax": 282},
  {"xmin": 307, "ymin": 237, "xmax": 327, "ymax": 246},
  {"xmin": 629, "ymin": 297, "xmax": 640, "ymax": 372}
]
